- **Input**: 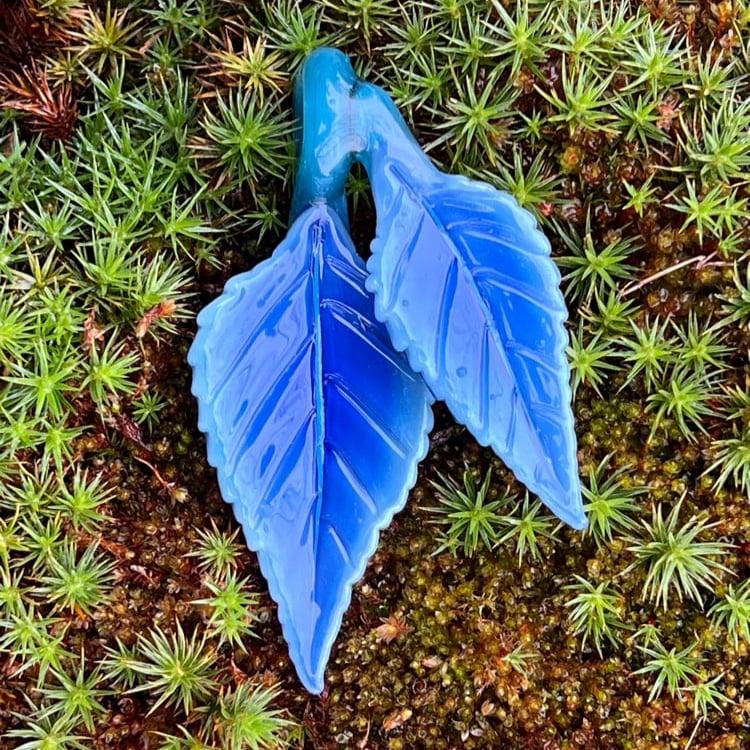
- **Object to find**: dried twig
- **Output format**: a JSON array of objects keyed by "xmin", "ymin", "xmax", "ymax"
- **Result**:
[{"xmin": 620, "ymin": 252, "xmax": 728, "ymax": 298}]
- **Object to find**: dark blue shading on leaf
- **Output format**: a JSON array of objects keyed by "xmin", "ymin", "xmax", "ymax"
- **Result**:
[
  {"xmin": 188, "ymin": 204, "xmax": 434, "ymax": 692},
  {"xmin": 361, "ymin": 146, "xmax": 585, "ymax": 529}
]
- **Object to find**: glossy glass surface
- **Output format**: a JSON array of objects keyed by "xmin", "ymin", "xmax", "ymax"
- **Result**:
[
  {"xmin": 188, "ymin": 204, "xmax": 433, "ymax": 693},
  {"xmin": 190, "ymin": 46, "xmax": 586, "ymax": 696}
]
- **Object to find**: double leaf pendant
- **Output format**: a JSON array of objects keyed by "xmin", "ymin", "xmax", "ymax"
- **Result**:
[{"xmin": 188, "ymin": 49, "xmax": 586, "ymax": 694}]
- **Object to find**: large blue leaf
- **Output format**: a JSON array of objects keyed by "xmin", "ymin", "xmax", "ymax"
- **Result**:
[
  {"xmin": 188, "ymin": 204, "xmax": 433, "ymax": 692},
  {"xmin": 362, "ymin": 154, "xmax": 585, "ymax": 529}
]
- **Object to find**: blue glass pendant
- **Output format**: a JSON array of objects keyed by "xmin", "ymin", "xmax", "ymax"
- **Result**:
[{"xmin": 189, "ymin": 47, "xmax": 585, "ymax": 695}]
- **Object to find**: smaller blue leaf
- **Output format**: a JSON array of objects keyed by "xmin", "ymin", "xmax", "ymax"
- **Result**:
[
  {"xmin": 188, "ymin": 204, "xmax": 433, "ymax": 693},
  {"xmin": 351, "ymin": 78, "xmax": 585, "ymax": 529}
]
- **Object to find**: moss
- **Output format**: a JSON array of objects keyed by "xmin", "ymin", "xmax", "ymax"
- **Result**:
[{"xmin": 2, "ymin": 0, "xmax": 750, "ymax": 747}]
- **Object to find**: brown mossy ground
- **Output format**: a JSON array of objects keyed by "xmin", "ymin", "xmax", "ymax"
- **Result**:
[
  {"xmin": 17, "ymin": 243, "xmax": 741, "ymax": 749},
  {"xmin": 16, "ymin": 354, "xmax": 744, "ymax": 749}
]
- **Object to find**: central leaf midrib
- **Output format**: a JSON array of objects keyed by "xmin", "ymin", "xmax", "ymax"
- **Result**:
[{"xmin": 310, "ymin": 219, "xmax": 326, "ymax": 563}]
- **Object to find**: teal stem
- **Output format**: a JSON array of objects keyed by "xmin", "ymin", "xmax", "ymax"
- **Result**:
[
  {"xmin": 290, "ymin": 49, "xmax": 360, "ymax": 228},
  {"xmin": 290, "ymin": 49, "xmax": 436, "ymax": 227}
]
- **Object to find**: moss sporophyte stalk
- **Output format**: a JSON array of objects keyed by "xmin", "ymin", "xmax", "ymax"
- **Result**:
[{"xmin": 1, "ymin": 1, "xmax": 750, "ymax": 748}]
